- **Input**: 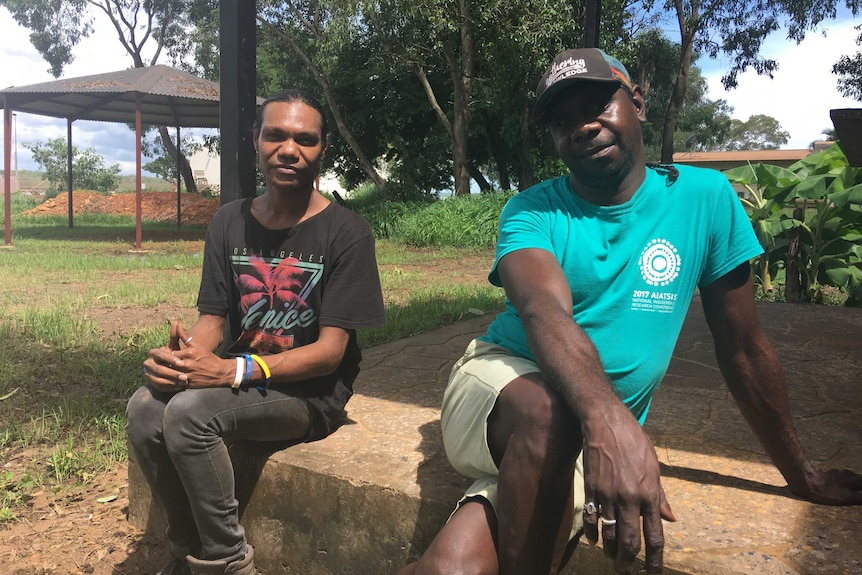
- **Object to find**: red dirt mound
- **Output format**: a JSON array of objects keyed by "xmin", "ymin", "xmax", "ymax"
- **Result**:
[{"xmin": 23, "ymin": 191, "xmax": 221, "ymax": 225}]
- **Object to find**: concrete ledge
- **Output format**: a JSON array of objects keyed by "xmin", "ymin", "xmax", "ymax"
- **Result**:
[{"xmin": 129, "ymin": 302, "xmax": 862, "ymax": 574}]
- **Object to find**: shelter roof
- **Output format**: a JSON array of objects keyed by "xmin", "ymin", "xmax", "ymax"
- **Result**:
[{"xmin": 0, "ymin": 65, "xmax": 221, "ymax": 128}]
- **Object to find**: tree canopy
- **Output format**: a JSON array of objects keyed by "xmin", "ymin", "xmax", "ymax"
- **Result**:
[
  {"xmin": 833, "ymin": 24, "xmax": 862, "ymax": 101},
  {"xmin": 719, "ymin": 115, "xmax": 791, "ymax": 151},
  {"xmin": 5, "ymin": 1, "xmax": 854, "ymax": 194},
  {"xmin": 23, "ymin": 138, "xmax": 121, "ymax": 196},
  {"xmin": 635, "ymin": 0, "xmax": 861, "ymax": 161}
]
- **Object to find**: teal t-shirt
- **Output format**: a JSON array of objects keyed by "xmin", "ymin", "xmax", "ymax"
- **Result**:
[{"xmin": 479, "ymin": 165, "xmax": 763, "ymax": 423}]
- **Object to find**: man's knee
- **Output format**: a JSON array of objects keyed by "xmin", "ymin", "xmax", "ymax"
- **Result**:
[
  {"xmin": 161, "ymin": 390, "xmax": 211, "ymax": 443},
  {"xmin": 125, "ymin": 386, "xmax": 166, "ymax": 448},
  {"xmin": 489, "ymin": 374, "xmax": 582, "ymax": 466}
]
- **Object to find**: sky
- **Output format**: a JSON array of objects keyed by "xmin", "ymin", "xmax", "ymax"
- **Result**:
[
  {"xmin": 699, "ymin": 17, "xmax": 861, "ymax": 148},
  {"xmin": 0, "ymin": 7, "xmax": 860, "ymax": 175}
]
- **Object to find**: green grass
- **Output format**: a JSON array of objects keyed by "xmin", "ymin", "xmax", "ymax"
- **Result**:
[
  {"xmin": 360, "ymin": 284, "xmax": 504, "ymax": 348},
  {"xmin": 390, "ymin": 191, "xmax": 514, "ymax": 248}
]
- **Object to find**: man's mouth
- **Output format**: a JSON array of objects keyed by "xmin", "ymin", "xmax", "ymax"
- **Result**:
[{"xmin": 579, "ymin": 143, "xmax": 613, "ymax": 158}]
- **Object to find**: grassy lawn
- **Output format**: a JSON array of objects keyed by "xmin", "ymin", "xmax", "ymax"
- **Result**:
[{"xmin": 0, "ymin": 207, "xmax": 501, "ymax": 522}]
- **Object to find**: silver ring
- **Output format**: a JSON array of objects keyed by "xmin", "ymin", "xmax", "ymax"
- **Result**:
[
  {"xmin": 584, "ymin": 502, "xmax": 598, "ymax": 515},
  {"xmin": 602, "ymin": 518, "xmax": 617, "ymax": 526},
  {"xmin": 184, "ymin": 336, "xmax": 193, "ymax": 345}
]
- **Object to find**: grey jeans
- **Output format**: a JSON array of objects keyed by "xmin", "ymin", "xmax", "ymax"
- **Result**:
[{"xmin": 126, "ymin": 384, "xmax": 314, "ymax": 562}]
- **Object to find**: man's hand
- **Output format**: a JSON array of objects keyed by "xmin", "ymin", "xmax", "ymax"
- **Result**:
[
  {"xmin": 794, "ymin": 467, "xmax": 862, "ymax": 506},
  {"xmin": 143, "ymin": 320, "xmax": 232, "ymax": 391},
  {"xmin": 581, "ymin": 405, "xmax": 676, "ymax": 574}
]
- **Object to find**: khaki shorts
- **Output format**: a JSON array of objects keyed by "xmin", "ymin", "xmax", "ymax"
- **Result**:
[{"xmin": 441, "ymin": 339, "xmax": 585, "ymax": 539}]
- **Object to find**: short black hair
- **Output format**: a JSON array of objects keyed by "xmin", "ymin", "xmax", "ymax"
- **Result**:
[{"xmin": 253, "ymin": 89, "xmax": 329, "ymax": 143}]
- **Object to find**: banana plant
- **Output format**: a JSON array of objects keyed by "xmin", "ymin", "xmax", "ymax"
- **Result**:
[
  {"xmin": 724, "ymin": 162, "xmax": 802, "ymax": 294},
  {"xmin": 724, "ymin": 144, "xmax": 862, "ymax": 305},
  {"xmin": 788, "ymin": 145, "xmax": 862, "ymax": 305}
]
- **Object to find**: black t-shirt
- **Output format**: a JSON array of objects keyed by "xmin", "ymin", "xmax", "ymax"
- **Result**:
[{"xmin": 197, "ymin": 197, "xmax": 386, "ymax": 439}]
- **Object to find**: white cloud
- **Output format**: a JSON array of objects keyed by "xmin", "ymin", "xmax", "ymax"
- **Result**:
[
  {"xmin": 0, "ymin": 7, "xmax": 165, "ymax": 175},
  {"xmin": 703, "ymin": 21, "xmax": 861, "ymax": 149}
]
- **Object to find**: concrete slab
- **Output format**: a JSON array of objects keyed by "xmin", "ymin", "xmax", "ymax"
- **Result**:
[{"xmin": 128, "ymin": 300, "xmax": 862, "ymax": 574}]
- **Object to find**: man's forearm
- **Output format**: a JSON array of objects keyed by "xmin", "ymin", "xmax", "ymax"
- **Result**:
[
  {"xmin": 520, "ymin": 298, "xmax": 632, "ymax": 426},
  {"xmin": 716, "ymin": 335, "xmax": 817, "ymax": 496}
]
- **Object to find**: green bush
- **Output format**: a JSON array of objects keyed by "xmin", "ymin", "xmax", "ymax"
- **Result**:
[
  {"xmin": 345, "ymin": 183, "xmax": 429, "ymax": 239},
  {"xmin": 0, "ymin": 192, "xmax": 39, "ymax": 221},
  {"xmin": 392, "ymin": 191, "xmax": 515, "ymax": 248},
  {"xmin": 345, "ymin": 183, "xmax": 514, "ymax": 248}
]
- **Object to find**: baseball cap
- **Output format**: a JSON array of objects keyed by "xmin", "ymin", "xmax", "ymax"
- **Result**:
[{"xmin": 533, "ymin": 48, "xmax": 633, "ymax": 122}]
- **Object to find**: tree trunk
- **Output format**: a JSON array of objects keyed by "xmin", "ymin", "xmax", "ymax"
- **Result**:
[
  {"xmin": 518, "ymin": 104, "xmax": 535, "ymax": 191},
  {"xmin": 494, "ymin": 153, "xmax": 511, "ymax": 192},
  {"xmin": 157, "ymin": 126, "xmax": 197, "ymax": 194},
  {"xmin": 468, "ymin": 163, "xmax": 492, "ymax": 192},
  {"xmin": 444, "ymin": 0, "xmax": 473, "ymax": 196},
  {"xmin": 661, "ymin": 0, "xmax": 697, "ymax": 163},
  {"xmin": 785, "ymin": 206, "xmax": 805, "ymax": 302}
]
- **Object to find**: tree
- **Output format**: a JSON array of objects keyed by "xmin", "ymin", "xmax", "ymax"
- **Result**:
[
  {"xmin": 0, "ymin": 0, "xmax": 215, "ymax": 193},
  {"xmin": 24, "ymin": 138, "xmax": 121, "ymax": 197},
  {"xmin": 626, "ymin": 32, "xmax": 733, "ymax": 159},
  {"xmin": 257, "ymin": 0, "xmax": 389, "ymax": 194},
  {"xmin": 636, "ymin": 0, "xmax": 862, "ymax": 162},
  {"xmin": 833, "ymin": 24, "xmax": 862, "ymax": 100},
  {"xmin": 719, "ymin": 114, "xmax": 790, "ymax": 151},
  {"xmin": 360, "ymin": 0, "xmax": 479, "ymax": 196}
]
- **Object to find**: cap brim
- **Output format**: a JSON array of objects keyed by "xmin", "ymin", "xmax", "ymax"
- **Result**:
[{"xmin": 533, "ymin": 77, "xmax": 621, "ymax": 123}]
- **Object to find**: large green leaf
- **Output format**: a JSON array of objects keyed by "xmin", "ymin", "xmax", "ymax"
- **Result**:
[
  {"xmin": 823, "ymin": 261, "xmax": 862, "ymax": 288},
  {"xmin": 794, "ymin": 174, "xmax": 830, "ymax": 200},
  {"xmin": 724, "ymin": 164, "xmax": 758, "ymax": 185}
]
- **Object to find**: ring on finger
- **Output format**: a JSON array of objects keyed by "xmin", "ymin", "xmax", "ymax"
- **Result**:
[
  {"xmin": 584, "ymin": 502, "xmax": 598, "ymax": 515},
  {"xmin": 602, "ymin": 518, "xmax": 617, "ymax": 526}
]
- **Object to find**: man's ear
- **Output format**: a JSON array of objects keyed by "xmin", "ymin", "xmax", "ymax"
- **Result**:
[{"xmin": 631, "ymin": 86, "xmax": 647, "ymax": 123}]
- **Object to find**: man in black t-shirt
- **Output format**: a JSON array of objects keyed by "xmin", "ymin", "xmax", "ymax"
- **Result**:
[{"xmin": 127, "ymin": 89, "xmax": 385, "ymax": 575}]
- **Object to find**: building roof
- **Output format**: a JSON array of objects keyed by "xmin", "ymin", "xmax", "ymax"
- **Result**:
[
  {"xmin": 672, "ymin": 149, "xmax": 812, "ymax": 170},
  {"xmin": 0, "ymin": 65, "xmax": 221, "ymax": 127}
]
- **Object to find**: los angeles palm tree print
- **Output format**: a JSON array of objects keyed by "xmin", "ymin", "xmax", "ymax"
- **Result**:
[{"xmin": 237, "ymin": 255, "xmax": 308, "ymax": 317}]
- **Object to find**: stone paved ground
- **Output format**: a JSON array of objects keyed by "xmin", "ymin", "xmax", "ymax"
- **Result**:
[{"xmin": 128, "ymin": 299, "xmax": 862, "ymax": 575}]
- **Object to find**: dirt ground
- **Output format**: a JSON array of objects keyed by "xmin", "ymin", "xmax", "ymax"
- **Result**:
[
  {"xmin": 4, "ymin": 192, "xmax": 215, "ymax": 575},
  {"xmin": 23, "ymin": 190, "xmax": 221, "ymax": 225},
  {"xmin": 3, "ymin": 191, "xmax": 493, "ymax": 575},
  {"xmin": 0, "ymin": 461, "xmax": 172, "ymax": 575}
]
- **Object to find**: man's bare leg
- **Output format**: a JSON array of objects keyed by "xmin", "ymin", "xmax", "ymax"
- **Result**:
[
  {"xmin": 400, "ymin": 372, "xmax": 581, "ymax": 575},
  {"xmin": 488, "ymin": 373, "xmax": 582, "ymax": 575},
  {"xmin": 396, "ymin": 498, "xmax": 499, "ymax": 575}
]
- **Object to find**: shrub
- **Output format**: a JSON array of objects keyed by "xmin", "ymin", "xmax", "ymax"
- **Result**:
[{"xmin": 392, "ymin": 191, "xmax": 515, "ymax": 248}]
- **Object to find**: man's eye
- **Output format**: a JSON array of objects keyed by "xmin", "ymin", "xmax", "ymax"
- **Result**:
[{"xmin": 552, "ymin": 118, "xmax": 571, "ymax": 132}]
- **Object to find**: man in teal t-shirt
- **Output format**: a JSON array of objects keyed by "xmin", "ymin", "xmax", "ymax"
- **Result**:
[
  {"xmin": 398, "ymin": 48, "xmax": 862, "ymax": 575},
  {"xmin": 481, "ymin": 162, "xmax": 761, "ymax": 422}
]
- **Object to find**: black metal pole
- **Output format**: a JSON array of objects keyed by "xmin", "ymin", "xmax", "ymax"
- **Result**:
[
  {"xmin": 176, "ymin": 125, "xmax": 182, "ymax": 227},
  {"xmin": 584, "ymin": 0, "xmax": 601, "ymax": 48},
  {"xmin": 220, "ymin": 0, "xmax": 257, "ymax": 204}
]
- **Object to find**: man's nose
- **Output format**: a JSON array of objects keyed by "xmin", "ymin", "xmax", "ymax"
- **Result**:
[
  {"xmin": 279, "ymin": 138, "xmax": 298, "ymax": 157},
  {"xmin": 571, "ymin": 117, "xmax": 601, "ymax": 141}
]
